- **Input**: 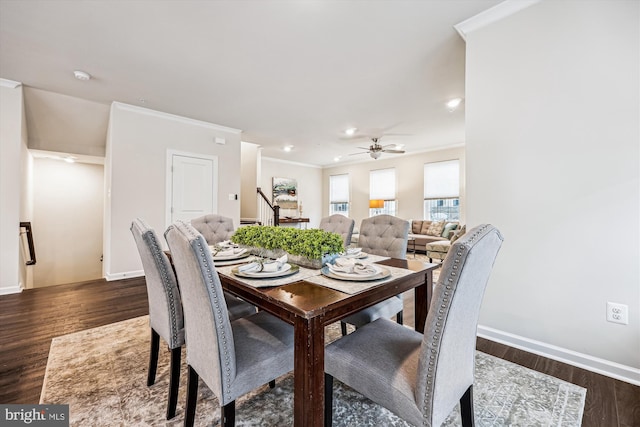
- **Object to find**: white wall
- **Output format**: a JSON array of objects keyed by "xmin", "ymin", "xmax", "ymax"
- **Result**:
[
  {"xmin": 105, "ymin": 103, "xmax": 242, "ymax": 279},
  {"xmin": 322, "ymin": 147, "xmax": 465, "ymax": 230},
  {"xmin": 32, "ymin": 158, "xmax": 104, "ymax": 287},
  {"xmin": 465, "ymin": 0, "xmax": 639, "ymax": 381},
  {"xmin": 0, "ymin": 81, "xmax": 26, "ymax": 294},
  {"xmin": 260, "ymin": 158, "xmax": 323, "ymax": 228}
]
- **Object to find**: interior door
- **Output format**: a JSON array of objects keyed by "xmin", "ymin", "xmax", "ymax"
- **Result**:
[{"xmin": 170, "ymin": 153, "xmax": 218, "ymax": 223}]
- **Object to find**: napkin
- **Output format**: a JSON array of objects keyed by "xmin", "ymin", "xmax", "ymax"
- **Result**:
[
  {"xmin": 328, "ymin": 258, "xmax": 378, "ymax": 276},
  {"xmin": 238, "ymin": 254, "xmax": 288, "ymax": 273}
]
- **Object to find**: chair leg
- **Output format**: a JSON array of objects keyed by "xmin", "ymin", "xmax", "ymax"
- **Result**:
[
  {"xmin": 147, "ymin": 328, "xmax": 160, "ymax": 386},
  {"xmin": 166, "ymin": 346, "xmax": 181, "ymax": 419},
  {"xmin": 184, "ymin": 366, "xmax": 199, "ymax": 427},
  {"xmin": 340, "ymin": 321, "xmax": 347, "ymax": 336},
  {"xmin": 221, "ymin": 400, "xmax": 236, "ymax": 427},
  {"xmin": 269, "ymin": 380, "xmax": 276, "ymax": 389},
  {"xmin": 396, "ymin": 310, "xmax": 403, "ymax": 325},
  {"xmin": 324, "ymin": 373, "xmax": 333, "ymax": 427},
  {"xmin": 460, "ymin": 385, "xmax": 475, "ymax": 427}
]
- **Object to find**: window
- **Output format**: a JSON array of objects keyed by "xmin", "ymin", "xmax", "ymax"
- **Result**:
[
  {"xmin": 329, "ymin": 174, "xmax": 350, "ymax": 216},
  {"xmin": 424, "ymin": 160, "xmax": 460, "ymax": 221},
  {"xmin": 370, "ymin": 168, "xmax": 396, "ymax": 216}
]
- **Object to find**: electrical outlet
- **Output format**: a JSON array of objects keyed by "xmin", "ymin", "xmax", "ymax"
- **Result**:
[{"xmin": 606, "ymin": 302, "xmax": 629, "ymax": 325}]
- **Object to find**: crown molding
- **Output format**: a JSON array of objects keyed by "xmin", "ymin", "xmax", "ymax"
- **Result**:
[
  {"xmin": 0, "ymin": 78, "xmax": 22, "ymax": 89},
  {"xmin": 111, "ymin": 102, "xmax": 242, "ymax": 134},
  {"xmin": 454, "ymin": 0, "xmax": 542, "ymax": 41},
  {"xmin": 261, "ymin": 156, "xmax": 322, "ymax": 169}
]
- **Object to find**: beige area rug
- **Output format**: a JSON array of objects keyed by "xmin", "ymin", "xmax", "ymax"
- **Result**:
[{"xmin": 41, "ymin": 316, "xmax": 586, "ymax": 426}]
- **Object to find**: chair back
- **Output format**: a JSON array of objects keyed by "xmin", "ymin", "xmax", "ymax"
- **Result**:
[
  {"xmin": 416, "ymin": 224, "xmax": 503, "ymax": 426},
  {"xmin": 191, "ymin": 214, "xmax": 235, "ymax": 244},
  {"xmin": 358, "ymin": 215, "xmax": 409, "ymax": 259},
  {"xmin": 319, "ymin": 214, "xmax": 355, "ymax": 246},
  {"xmin": 130, "ymin": 218, "xmax": 184, "ymax": 349},
  {"xmin": 164, "ymin": 220, "xmax": 236, "ymax": 401}
]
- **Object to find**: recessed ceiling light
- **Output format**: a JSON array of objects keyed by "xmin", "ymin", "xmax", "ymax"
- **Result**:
[
  {"xmin": 73, "ymin": 70, "xmax": 91, "ymax": 81},
  {"xmin": 64, "ymin": 156, "xmax": 76, "ymax": 163},
  {"xmin": 334, "ymin": 156, "xmax": 342, "ymax": 162},
  {"xmin": 446, "ymin": 98, "xmax": 463, "ymax": 112},
  {"xmin": 283, "ymin": 145, "xmax": 293, "ymax": 152},
  {"xmin": 345, "ymin": 128, "xmax": 358, "ymax": 136}
]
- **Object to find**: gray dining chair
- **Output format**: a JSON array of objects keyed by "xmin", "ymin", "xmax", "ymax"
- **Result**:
[
  {"xmin": 164, "ymin": 220, "xmax": 295, "ymax": 427},
  {"xmin": 340, "ymin": 214, "xmax": 409, "ymax": 335},
  {"xmin": 319, "ymin": 214, "xmax": 355, "ymax": 247},
  {"xmin": 130, "ymin": 218, "xmax": 184, "ymax": 420},
  {"xmin": 191, "ymin": 214, "xmax": 236, "ymax": 244},
  {"xmin": 130, "ymin": 219, "xmax": 256, "ymax": 419},
  {"xmin": 190, "ymin": 214, "xmax": 258, "ymax": 319},
  {"xmin": 324, "ymin": 224, "xmax": 503, "ymax": 427}
]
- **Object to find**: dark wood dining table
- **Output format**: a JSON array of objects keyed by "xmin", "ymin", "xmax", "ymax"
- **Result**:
[{"xmin": 217, "ymin": 257, "xmax": 439, "ymax": 427}]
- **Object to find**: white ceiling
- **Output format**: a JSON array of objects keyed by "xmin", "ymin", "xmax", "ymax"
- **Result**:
[{"xmin": 0, "ymin": 0, "xmax": 502, "ymax": 166}]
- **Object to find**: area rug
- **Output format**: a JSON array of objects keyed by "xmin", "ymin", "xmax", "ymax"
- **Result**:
[{"xmin": 41, "ymin": 316, "xmax": 586, "ymax": 426}]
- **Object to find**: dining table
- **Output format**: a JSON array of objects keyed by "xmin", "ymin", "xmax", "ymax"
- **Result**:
[{"xmin": 212, "ymin": 253, "xmax": 440, "ymax": 427}]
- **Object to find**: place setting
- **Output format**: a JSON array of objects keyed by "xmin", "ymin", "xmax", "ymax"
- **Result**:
[
  {"xmin": 339, "ymin": 247, "xmax": 368, "ymax": 259},
  {"xmin": 209, "ymin": 240, "xmax": 251, "ymax": 265},
  {"xmin": 321, "ymin": 257, "xmax": 390, "ymax": 282},
  {"xmin": 231, "ymin": 254, "xmax": 299, "ymax": 279}
]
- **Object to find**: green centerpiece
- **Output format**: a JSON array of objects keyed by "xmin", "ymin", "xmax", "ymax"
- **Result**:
[{"xmin": 231, "ymin": 226, "xmax": 344, "ymax": 269}]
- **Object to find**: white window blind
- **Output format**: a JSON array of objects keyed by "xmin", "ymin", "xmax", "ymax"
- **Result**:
[
  {"xmin": 329, "ymin": 174, "xmax": 350, "ymax": 203},
  {"xmin": 424, "ymin": 160, "xmax": 459, "ymax": 199},
  {"xmin": 370, "ymin": 168, "xmax": 396, "ymax": 200}
]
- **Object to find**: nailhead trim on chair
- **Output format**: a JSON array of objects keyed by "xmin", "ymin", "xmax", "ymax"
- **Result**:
[
  {"xmin": 137, "ymin": 219, "xmax": 182, "ymax": 349},
  {"xmin": 421, "ymin": 224, "xmax": 491, "ymax": 426},
  {"xmin": 178, "ymin": 220, "xmax": 233, "ymax": 403}
]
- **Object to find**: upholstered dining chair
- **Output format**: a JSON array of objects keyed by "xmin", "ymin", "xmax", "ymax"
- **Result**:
[
  {"xmin": 340, "ymin": 214, "xmax": 410, "ymax": 335},
  {"xmin": 130, "ymin": 218, "xmax": 184, "ymax": 420},
  {"xmin": 324, "ymin": 224, "xmax": 503, "ymax": 427},
  {"xmin": 319, "ymin": 214, "xmax": 356, "ymax": 247},
  {"xmin": 130, "ymin": 219, "xmax": 256, "ymax": 419},
  {"xmin": 164, "ymin": 220, "xmax": 295, "ymax": 427},
  {"xmin": 190, "ymin": 214, "xmax": 236, "ymax": 245}
]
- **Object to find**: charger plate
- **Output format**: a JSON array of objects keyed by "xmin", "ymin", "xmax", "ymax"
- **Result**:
[{"xmin": 321, "ymin": 265, "xmax": 390, "ymax": 281}]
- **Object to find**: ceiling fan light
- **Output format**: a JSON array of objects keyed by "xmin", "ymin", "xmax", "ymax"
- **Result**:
[{"xmin": 370, "ymin": 151, "xmax": 381, "ymax": 159}]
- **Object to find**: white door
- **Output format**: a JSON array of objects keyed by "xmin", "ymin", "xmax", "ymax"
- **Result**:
[{"xmin": 170, "ymin": 153, "xmax": 218, "ymax": 223}]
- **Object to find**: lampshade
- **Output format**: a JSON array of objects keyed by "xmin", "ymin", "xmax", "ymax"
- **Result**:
[{"xmin": 369, "ymin": 199, "xmax": 384, "ymax": 209}]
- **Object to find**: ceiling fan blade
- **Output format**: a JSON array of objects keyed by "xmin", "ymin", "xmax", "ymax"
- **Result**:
[
  {"xmin": 382, "ymin": 149, "xmax": 405, "ymax": 154},
  {"xmin": 356, "ymin": 146, "xmax": 372, "ymax": 150},
  {"xmin": 348, "ymin": 152, "xmax": 368, "ymax": 156}
]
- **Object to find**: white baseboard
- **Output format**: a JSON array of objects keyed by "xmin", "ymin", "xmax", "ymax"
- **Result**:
[
  {"xmin": 105, "ymin": 270, "xmax": 144, "ymax": 281},
  {"xmin": 0, "ymin": 284, "xmax": 23, "ymax": 295},
  {"xmin": 478, "ymin": 325, "xmax": 640, "ymax": 386}
]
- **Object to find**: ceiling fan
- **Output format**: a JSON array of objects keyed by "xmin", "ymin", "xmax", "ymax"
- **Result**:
[{"xmin": 349, "ymin": 137, "xmax": 406, "ymax": 159}]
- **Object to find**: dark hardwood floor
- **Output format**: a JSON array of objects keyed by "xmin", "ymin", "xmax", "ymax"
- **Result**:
[{"xmin": 1, "ymin": 278, "xmax": 638, "ymax": 426}]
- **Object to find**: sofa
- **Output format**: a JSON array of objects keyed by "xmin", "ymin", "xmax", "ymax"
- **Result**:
[{"xmin": 408, "ymin": 220, "xmax": 460, "ymax": 253}]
